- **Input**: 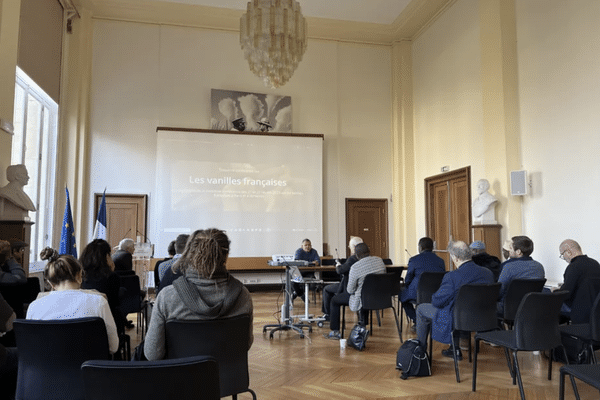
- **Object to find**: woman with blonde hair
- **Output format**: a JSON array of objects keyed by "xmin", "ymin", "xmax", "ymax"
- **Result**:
[
  {"xmin": 144, "ymin": 228, "xmax": 253, "ymax": 360},
  {"xmin": 26, "ymin": 247, "xmax": 119, "ymax": 354}
]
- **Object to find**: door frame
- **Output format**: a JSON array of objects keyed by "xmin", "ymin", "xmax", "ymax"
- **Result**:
[
  {"xmin": 345, "ymin": 198, "xmax": 389, "ymax": 259},
  {"xmin": 424, "ymin": 167, "xmax": 471, "ymax": 267},
  {"xmin": 93, "ymin": 193, "xmax": 148, "ymax": 248}
]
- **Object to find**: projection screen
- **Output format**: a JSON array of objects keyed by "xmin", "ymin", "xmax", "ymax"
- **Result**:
[{"xmin": 152, "ymin": 129, "xmax": 323, "ymax": 257}]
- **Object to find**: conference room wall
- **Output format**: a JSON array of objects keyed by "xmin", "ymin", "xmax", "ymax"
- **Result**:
[
  {"xmin": 410, "ymin": 0, "xmax": 600, "ymax": 283},
  {"xmin": 88, "ymin": 19, "xmax": 394, "ymax": 257}
]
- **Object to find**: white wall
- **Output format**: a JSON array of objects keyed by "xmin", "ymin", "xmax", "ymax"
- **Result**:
[
  {"xmin": 516, "ymin": 0, "xmax": 600, "ymax": 282},
  {"xmin": 411, "ymin": 0, "xmax": 600, "ymax": 282},
  {"xmin": 411, "ymin": 0, "xmax": 484, "ymax": 248},
  {"xmin": 89, "ymin": 20, "xmax": 393, "ymax": 258}
]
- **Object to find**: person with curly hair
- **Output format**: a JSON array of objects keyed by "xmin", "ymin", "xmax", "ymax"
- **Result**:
[
  {"xmin": 144, "ymin": 228, "xmax": 253, "ymax": 360},
  {"xmin": 26, "ymin": 248, "xmax": 118, "ymax": 353}
]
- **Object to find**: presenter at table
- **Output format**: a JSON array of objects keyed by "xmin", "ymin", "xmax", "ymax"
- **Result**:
[{"xmin": 292, "ymin": 239, "xmax": 320, "ymax": 300}]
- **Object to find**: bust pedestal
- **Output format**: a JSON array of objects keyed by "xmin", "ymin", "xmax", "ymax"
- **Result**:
[{"xmin": 471, "ymin": 224, "xmax": 502, "ymax": 260}]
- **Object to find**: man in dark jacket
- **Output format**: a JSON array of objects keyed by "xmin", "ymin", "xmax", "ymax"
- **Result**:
[
  {"xmin": 400, "ymin": 237, "xmax": 445, "ymax": 328},
  {"xmin": 556, "ymin": 239, "xmax": 600, "ymax": 323},
  {"xmin": 321, "ymin": 236, "xmax": 362, "ymax": 320},
  {"xmin": 416, "ymin": 241, "xmax": 493, "ymax": 360},
  {"xmin": 470, "ymin": 241, "xmax": 502, "ymax": 281}
]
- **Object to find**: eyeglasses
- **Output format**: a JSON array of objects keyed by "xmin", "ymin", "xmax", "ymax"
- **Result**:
[{"xmin": 559, "ymin": 249, "xmax": 568, "ymax": 260}]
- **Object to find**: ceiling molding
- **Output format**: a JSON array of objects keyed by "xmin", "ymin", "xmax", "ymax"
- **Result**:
[{"xmin": 80, "ymin": 0, "xmax": 454, "ymax": 44}]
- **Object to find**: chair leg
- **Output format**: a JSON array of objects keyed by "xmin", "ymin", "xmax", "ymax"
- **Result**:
[
  {"xmin": 512, "ymin": 350, "xmax": 526, "ymax": 400},
  {"xmin": 391, "ymin": 306, "xmax": 403, "ymax": 343},
  {"xmin": 559, "ymin": 369, "xmax": 565, "ymax": 400},
  {"xmin": 468, "ymin": 333, "xmax": 472, "ymax": 363},
  {"xmin": 452, "ymin": 332, "xmax": 461, "ymax": 383},
  {"xmin": 503, "ymin": 347, "xmax": 515, "ymax": 383},
  {"xmin": 341, "ymin": 306, "xmax": 346, "ymax": 339},
  {"xmin": 472, "ymin": 338, "xmax": 480, "ymax": 392}
]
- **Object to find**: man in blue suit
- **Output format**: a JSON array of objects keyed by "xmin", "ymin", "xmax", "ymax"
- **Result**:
[
  {"xmin": 415, "ymin": 240, "xmax": 494, "ymax": 360},
  {"xmin": 400, "ymin": 237, "xmax": 445, "ymax": 329}
]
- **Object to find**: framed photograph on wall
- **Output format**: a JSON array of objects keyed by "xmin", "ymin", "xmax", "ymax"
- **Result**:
[{"xmin": 210, "ymin": 89, "xmax": 292, "ymax": 133}]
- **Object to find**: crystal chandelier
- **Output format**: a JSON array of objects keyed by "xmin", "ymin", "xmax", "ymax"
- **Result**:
[{"xmin": 240, "ymin": 0, "xmax": 307, "ymax": 89}]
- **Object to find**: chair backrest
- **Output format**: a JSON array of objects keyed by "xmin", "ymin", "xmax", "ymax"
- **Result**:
[
  {"xmin": 119, "ymin": 274, "xmax": 142, "ymax": 314},
  {"xmin": 390, "ymin": 268, "xmax": 405, "ymax": 294},
  {"xmin": 570, "ymin": 277, "xmax": 600, "ymax": 324},
  {"xmin": 14, "ymin": 317, "xmax": 110, "ymax": 400},
  {"xmin": 514, "ymin": 291, "xmax": 569, "ymax": 350},
  {"xmin": 453, "ymin": 283, "xmax": 501, "ymax": 332},
  {"xmin": 589, "ymin": 290, "xmax": 600, "ymax": 341},
  {"xmin": 382, "ymin": 258, "xmax": 393, "ymax": 265},
  {"xmin": 81, "ymin": 355, "xmax": 220, "ymax": 400},
  {"xmin": 165, "ymin": 314, "xmax": 252, "ymax": 398},
  {"xmin": 502, "ymin": 278, "xmax": 546, "ymax": 322},
  {"xmin": 416, "ymin": 271, "xmax": 446, "ymax": 304},
  {"xmin": 361, "ymin": 272, "xmax": 396, "ymax": 311}
]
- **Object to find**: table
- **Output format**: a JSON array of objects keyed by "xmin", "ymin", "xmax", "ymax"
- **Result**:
[{"xmin": 261, "ymin": 264, "xmax": 404, "ymax": 339}]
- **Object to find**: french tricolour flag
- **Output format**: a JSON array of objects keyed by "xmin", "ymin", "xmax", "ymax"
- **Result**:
[{"xmin": 93, "ymin": 190, "xmax": 107, "ymax": 240}]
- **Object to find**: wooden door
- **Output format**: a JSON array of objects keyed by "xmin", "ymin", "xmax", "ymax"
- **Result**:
[
  {"xmin": 425, "ymin": 167, "xmax": 471, "ymax": 270},
  {"xmin": 94, "ymin": 194, "xmax": 147, "ymax": 250},
  {"xmin": 346, "ymin": 199, "xmax": 389, "ymax": 259}
]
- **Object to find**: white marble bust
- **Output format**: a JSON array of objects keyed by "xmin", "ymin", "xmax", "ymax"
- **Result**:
[
  {"xmin": 472, "ymin": 178, "xmax": 497, "ymax": 224},
  {"xmin": 0, "ymin": 165, "xmax": 36, "ymax": 220}
]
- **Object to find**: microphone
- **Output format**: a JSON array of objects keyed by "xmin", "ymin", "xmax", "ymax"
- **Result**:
[
  {"xmin": 405, "ymin": 249, "xmax": 412, "ymax": 258},
  {"xmin": 120, "ymin": 228, "xmax": 132, "ymax": 242},
  {"xmin": 136, "ymin": 230, "xmax": 151, "ymax": 244}
]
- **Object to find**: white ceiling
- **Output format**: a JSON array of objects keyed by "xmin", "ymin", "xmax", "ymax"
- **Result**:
[{"xmin": 154, "ymin": 0, "xmax": 412, "ymax": 25}]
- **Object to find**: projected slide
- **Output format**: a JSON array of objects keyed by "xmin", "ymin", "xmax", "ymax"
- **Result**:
[{"xmin": 153, "ymin": 130, "xmax": 323, "ymax": 257}]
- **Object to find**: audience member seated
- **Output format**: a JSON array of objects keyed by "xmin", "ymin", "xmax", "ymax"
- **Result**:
[
  {"xmin": 400, "ymin": 237, "xmax": 445, "ymax": 330},
  {"xmin": 26, "ymin": 247, "xmax": 118, "ymax": 354},
  {"xmin": 157, "ymin": 234, "xmax": 188, "ymax": 282},
  {"xmin": 470, "ymin": 241, "xmax": 502, "ymax": 281},
  {"xmin": 321, "ymin": 236, "xmax": 362, "ymax": 322},
  {"xmin": 112, "ymin": 238, "xmax": 135, "ymax": 273},
  {"xmin": 555, "ymin": 239, "xmax": 600, "ymax": 323},
  {"xmin": 497, "ymin": 235, "xmax": 545, "ymax": 314},
  {"xmin": 144, "ymin": 228, "xmax": 253, "ymax": 360},
  {"xmin": 0, "ymin": 240, "xmax": 26, "ymax": 286},
  {"xmin": 9, "ymin": 240, "xmax": 28, "ymax": 267},
  {"xmin": 416, "ymin": 241, "xmax": 493, "ymax": 360},
  {"xmin": 154, "ymin": 240, "xmax": 175, "ymax": 287},
  {"xmin": 502, "ymin": 239, "xmax": 512, "ymax": 262},
  {"xmin": 0, "ymin": 292, "xmax": 17, "ymax": 399},
  {"xmin": 292, "ymin": 238, "xmax": 320, "ymax": 302},
  {"xmin": 80, "ymin": 239, "xmax": 126, "ymax": 332},
  {"xmin": 324, "ymin": 243, "xmax": 386, "ymax": 340}
]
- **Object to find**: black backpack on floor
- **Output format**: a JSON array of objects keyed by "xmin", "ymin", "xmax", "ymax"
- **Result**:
[{"xmin": 396, "ymin": 339, "xmax": 431, "ymax": 379}]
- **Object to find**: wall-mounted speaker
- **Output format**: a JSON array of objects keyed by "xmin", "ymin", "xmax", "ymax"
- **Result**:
[{"xmin": 510, "ymin": 170, "xmax": 528, "ymax": 196}]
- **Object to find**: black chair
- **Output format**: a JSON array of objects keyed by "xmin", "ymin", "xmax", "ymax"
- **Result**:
[
  {"xmin": 119, "ymin": 274, "xmax": 146, "ymax": 336},
  {"xmin": 165, "ymin": 315, "xmax": 256, "ymax": 400},
  {"xmin": 14, "ymin": 317, "xmax": 111, "ymax": 400},
  {"xmin": 568, "ymin": 277, "xmax": 600, "ymax": 324},
  {"xmin": 559, "ymin": 290, "xmax": 600, "ymax": 364},
  {"xmin": 451, "ymin": 282, "xmax": 501, "ymax": 382},
  {"xmin": 473, "ymin": 291, "xmax": 570, "ymax": 400},
  {"xmin": 81, "ymin": 355, "xmax": 220, "ymax": 400},
  {"xmin": 500, "ymin": 278, "xmax": 546, "ymax": 329},
  {"xmin": 559, "ymin": 363, "xmax": 600, "ymax": 400},
  {"xmin": 361, "ymin": 272, "xmax": 402, "ymax": 341},
  {"xmin": 391, "ymin": 267, "xmax": 404, "ymax": 322}
]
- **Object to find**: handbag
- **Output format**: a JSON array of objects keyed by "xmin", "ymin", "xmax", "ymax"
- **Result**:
[{"xmin": 348, "ymin": 324, "xmax": 369, "ymax": 351}]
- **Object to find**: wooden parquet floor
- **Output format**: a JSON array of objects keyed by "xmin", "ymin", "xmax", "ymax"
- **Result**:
[{"xmin": 130, "ymin": 290, "xmax": 598, "ymax": 399}]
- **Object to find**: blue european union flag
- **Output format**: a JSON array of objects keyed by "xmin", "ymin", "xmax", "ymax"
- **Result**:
[{"xmin": 59, "ymin": 187, "xmax": 77, "ymax": 258}]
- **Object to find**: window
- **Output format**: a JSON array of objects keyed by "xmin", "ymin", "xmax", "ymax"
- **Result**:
[{"xmin": 12, "ymin": 67, "xmax": 58, "ymax": 263}]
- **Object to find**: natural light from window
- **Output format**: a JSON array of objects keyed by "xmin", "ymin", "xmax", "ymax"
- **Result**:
[{"xmin": 12, "ymin": 67, "xmax": 58, "ymax": 263}]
